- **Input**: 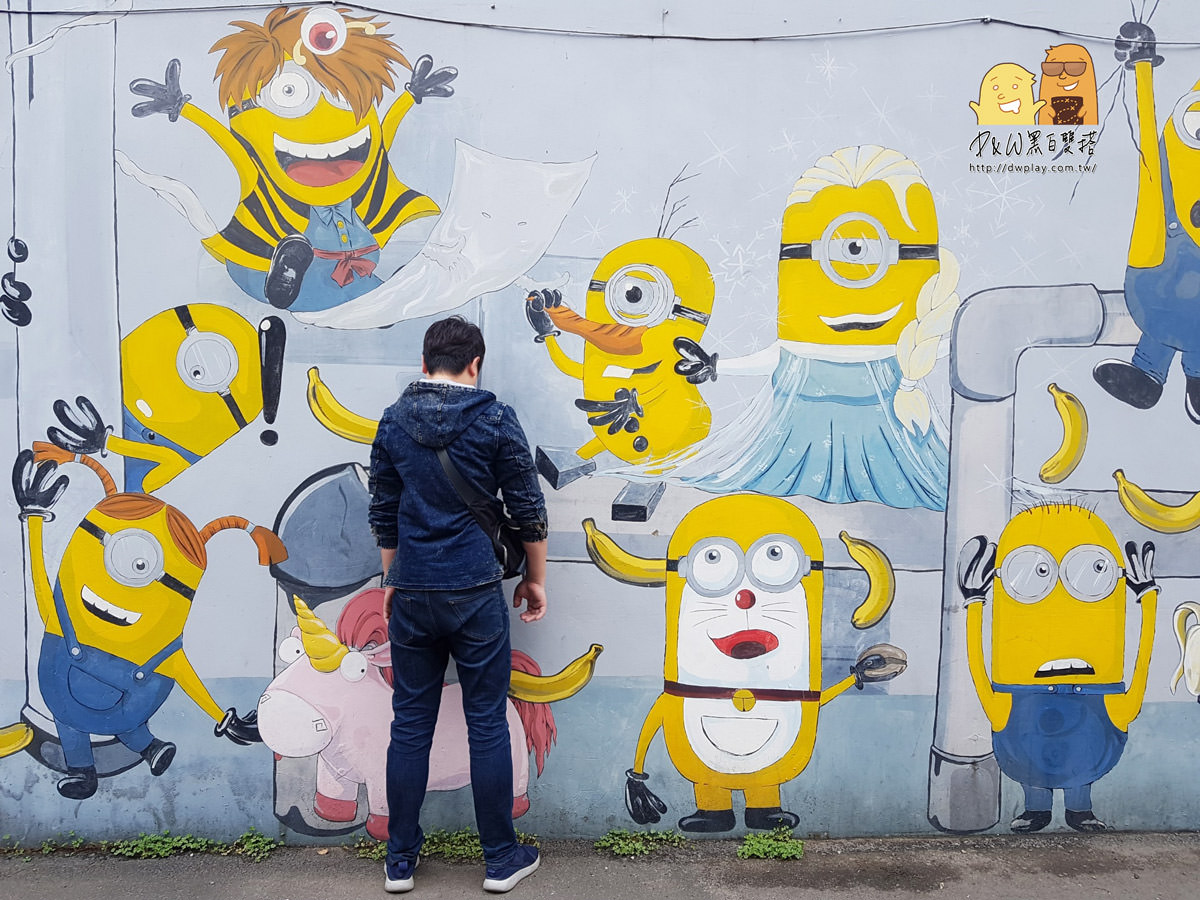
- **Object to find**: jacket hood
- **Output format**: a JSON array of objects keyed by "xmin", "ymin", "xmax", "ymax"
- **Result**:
[{"xmin": 395, "ymin": 380, "xmax": 498, "ymax": 449}]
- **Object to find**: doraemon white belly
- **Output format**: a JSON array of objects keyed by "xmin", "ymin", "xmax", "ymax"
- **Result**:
[{"xmin": 681, "ymin": 698, "xmax": 806, "ymax": 775}]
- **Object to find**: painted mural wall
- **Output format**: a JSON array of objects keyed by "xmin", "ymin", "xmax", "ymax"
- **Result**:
[{"xmin": 3, "ymin": 0, "xmax": 1200, "ymax": 842}]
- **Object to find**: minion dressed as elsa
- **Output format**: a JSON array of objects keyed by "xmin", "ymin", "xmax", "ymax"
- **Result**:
[{"xmin": 620, "ymin": 145, "xmax": 959, "ymax": 510}]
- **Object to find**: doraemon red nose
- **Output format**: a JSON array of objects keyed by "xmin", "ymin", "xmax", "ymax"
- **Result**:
[
  {"xmin": 301, "ymin": 8, "xmax": 347, "ymax": 57},
  {"xmin": 735, "ymin": 589, "xmax": 756, "ymax": 610}
]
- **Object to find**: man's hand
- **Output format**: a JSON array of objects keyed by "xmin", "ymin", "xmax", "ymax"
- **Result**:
[
  {"xmin": 513, "ymin": 579, "xmax": 547, "ymax": 623},
  {"xmin": 383, "ymin": 586, "xmax": 396, "ymax": 619}
]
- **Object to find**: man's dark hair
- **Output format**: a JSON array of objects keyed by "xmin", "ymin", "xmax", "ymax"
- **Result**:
[{"xmin": 423, "ymin": 316, "xmax": 486, "ymax": 375}]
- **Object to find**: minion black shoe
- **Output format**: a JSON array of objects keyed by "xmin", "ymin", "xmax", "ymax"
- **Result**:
[
  {"xmin": 1185, "ymin": 375, "xmax": 1200, "ymax": 424},
  {"xmin": 678, "ymin": 808, "xmax": 736, "ymax": 832},
  {"xmin": 57, "ymin": 766, "xmax": 98, "ymax": 800},
  {"xmin": 744, "ymin": 806, "xmax": 800, "ymax": 830},
  {"xmin": 1065, "ymin": 809, "xmax": 1107, "ymax": 833},
  {"xmin": 141, "ymin": 738, "xmax": 176, "ymax": 776},
  {"xmin": 1010, "ymin": 809, "xmax": 1052, "ymax": 834},
  {"xmin": 1093, "ymin": 359, "xmax": 1163, "ymax": 409},
  {"xmin": 264, "ymin": 235, "xmax": 314, "ymax": 309}
]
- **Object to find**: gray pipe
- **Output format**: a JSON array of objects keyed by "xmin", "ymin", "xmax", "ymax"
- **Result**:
[{"xmin": 927, "ymin": 283, "xmax": 1126, "ymax": 833}]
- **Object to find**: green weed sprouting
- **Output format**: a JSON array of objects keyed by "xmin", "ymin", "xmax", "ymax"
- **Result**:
[
  {"xmin": 594, "ymin": 828, "xmax": 687, "ymax": 858},
  {"xmin": 736, "ymin": 827, "xmax": 805, "ymax": 860}
]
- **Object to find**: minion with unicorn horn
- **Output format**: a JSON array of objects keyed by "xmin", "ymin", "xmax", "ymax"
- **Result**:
[
  {"xmin": 958, "ymin": 502, "xmax": 1157, "ymax": 834},
  {"xmin": 584, "ymin": 494, "xmax": 906, "ymax": 832},
  {"xmin": 127, "ymin": 6, "xmax": 450, "ymax": 311},
  {"xmin": 626, "ymin": 146, "xmax": 959, "ymax": 510},
  {"xmin": 8, "ymin": 449, "xmax": 287, "ymax": 800}
]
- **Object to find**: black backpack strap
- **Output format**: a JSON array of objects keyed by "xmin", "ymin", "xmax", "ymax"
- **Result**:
[{"xmin": 436, "ymin": 447, "xmax": 493, "ymax": 523}]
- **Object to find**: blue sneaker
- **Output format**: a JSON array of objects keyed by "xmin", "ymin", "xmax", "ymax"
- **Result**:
[
  {"xmin": 384, "ymin": 855, "xmax": 418, "ymax": 893},
  {"xmin": 483, "ymin": 845, "xmax": 540, "ymax": 893}
]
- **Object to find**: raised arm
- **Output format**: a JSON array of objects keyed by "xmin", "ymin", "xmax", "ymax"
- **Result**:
[
  {"xmin": 959, "ymin": 536, "xmax": 1012, "ymax": 730},
  {"xmin": 382, "ymin": 54, "xmax": 458, "ymax": 147},
  {"xmin": 1116, "ymin": 23, "xmax": 1167, "ymax": 269},
  {"xmin": 130, "ymin": 59, "xmax": 256, "ymax": 197},
  {"xmin": 1107, "ymin": 542, "xmax": 1158, "ymax": 730},
  {"xmin": 12, "ymin": 450, "xmax": 69, "ymax": 634}
]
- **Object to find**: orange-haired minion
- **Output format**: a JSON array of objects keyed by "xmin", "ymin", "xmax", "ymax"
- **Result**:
[
  {"xmin": 129, "ymin": 6, "xmax": 454, "ymax": 311},
  {"xmin": 10, "ymin": 448, "xmax": 286, "ymax": 799}
]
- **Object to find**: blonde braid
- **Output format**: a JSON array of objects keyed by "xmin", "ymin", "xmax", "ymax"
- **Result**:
[{"xmin": 892, "ymin": 248, "xmax": 961, "ymax": 434}]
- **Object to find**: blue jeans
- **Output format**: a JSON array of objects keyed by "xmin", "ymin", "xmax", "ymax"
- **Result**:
[{"xmin": 386, "ymin": 581, "xmax": 519, "ymax": 869}]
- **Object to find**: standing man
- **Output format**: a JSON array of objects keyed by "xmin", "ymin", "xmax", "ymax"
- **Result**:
[{"xmin": 369, "ymin": 317, "xmax": 548, "ymax": 893}]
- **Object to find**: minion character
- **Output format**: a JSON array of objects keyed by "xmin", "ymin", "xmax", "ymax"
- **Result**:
[
  {"xmin": 524, "ymin": 237, "xmax": 716, "ymax": 466},
  {"xmin": 1037, "ymin": 44, "xmax": 1099, "ymax": 126},
  {"xmin": 40, "ymin": 304, "xmax": 285, "ymax": 493},
  {"xmin": 970, "ymin": 63, "xmax": 1046, "ymax": 125},
  {"xmin": 128, "ymin": 6, "xmax": 453, "ymax": 311},
  {"xmin": 584, "ymin": 495, "xmax": 906, "ymax": 832},
  {"xmin": 639, "ymin": 147, "xmax": 959, "ymax": 510},
  {"xmin": 957, "ymin": 504, "xmax": 1157, "ymax": 833},
  {"xmin": 9, "ymin": 448, "xmax": 287, "ymax": 799},
  {"xmin": 1093, "ymin": 22, "xmax": 1200, "ymax": 423}
]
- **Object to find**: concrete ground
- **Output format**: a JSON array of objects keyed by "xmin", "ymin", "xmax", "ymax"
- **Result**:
[{"xmin": 2, "ymin": 832, "xmax": 1199, "ymax": 899}]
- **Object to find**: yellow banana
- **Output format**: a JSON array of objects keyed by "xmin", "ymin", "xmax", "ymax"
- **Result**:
[
  {"xmin": 1038, "ymin": 382, "xmax": 1088, "ymax": 484},
  {"xmin": 509, "ymin": 643, "xmax": 604, "ymax": 703},
  {"xmin": 582, "ymin": 518, "xmax": 666, "ymax": 586},
  {"xmin": 0, "ymin": 722, "xmax": 32, "ymax": 758},
  {"xmin": 840, "ymin": 531, "xmax": 896, "ymax": 629},
  {"xmin": 307, "ymin": 366, "xmax": 379, "ymax": 444},
  {"xmin": 1114, "ymin": 468, "xmax": 1200, "ymax": 533}
]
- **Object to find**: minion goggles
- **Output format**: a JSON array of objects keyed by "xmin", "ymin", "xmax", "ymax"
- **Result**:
[
  {"xmin": 78, "ymin": 518, "xmax": 197, "ymax": 601},
  {"xmin": 996, "ymin": 544, "xmax": 1122, "ymax": 604},
  {"xmin": 589, "ymin": 263, "xmax": 710, "ymax": 328},
  {"xmin": 667, "ymin": 534, "xmax": 822, "ymax": 598},
  {"xmin": 1171, "ymin": 91, "xmax": 1200, "ymax": 150},
  {"xmin": 780, "ymin": 212, "xmax": 938, "ymax": 289},
  {"xmin": 173, "ymin": 306, "xmax": 249, "ymax": 429}
]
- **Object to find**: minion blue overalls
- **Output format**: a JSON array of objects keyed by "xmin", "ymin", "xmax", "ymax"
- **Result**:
[
  {"xmin": 991, "ymin": 682, "xmax": 1128, "ymax": 814},
  {"xmin": 1124, "ymin": 141, "xmax": 1200, "ymax": 384},
  {"xmin": 38, "ymin": 582, "xmax": 181, "ymax": 770}
]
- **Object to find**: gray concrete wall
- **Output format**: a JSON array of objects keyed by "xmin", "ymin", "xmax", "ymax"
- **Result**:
[{"xmin": 3, "ymin": 0, "xmax": 1200, "ymax": 844}]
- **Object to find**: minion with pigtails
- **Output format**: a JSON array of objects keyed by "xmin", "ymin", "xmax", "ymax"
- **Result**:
[
  {"xmin": 129, "ymin": 6, "xmax": 455, "ymax": 311},
  {"xmin": 8, "ymin": 448, "xmax": 287, "ymax": 799}
]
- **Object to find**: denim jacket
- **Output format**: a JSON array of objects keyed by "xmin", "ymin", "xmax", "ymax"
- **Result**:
[{"xmin": 368, "ymin": 379, "xmax": 548, "ymax": 590}]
